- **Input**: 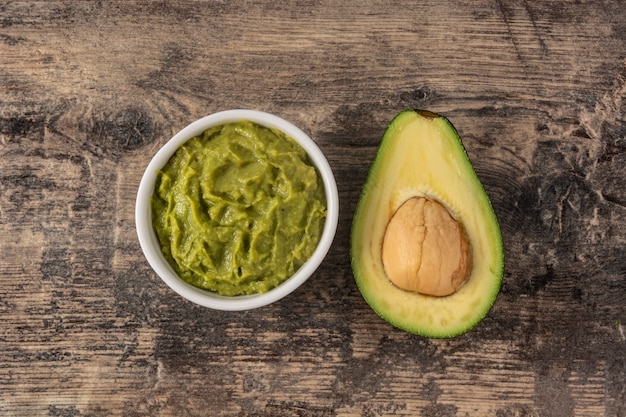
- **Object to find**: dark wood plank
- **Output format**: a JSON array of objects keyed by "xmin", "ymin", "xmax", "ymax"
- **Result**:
[{"xmin": 1, "ymin": 1, "xmax": 624, "ymax": 416}]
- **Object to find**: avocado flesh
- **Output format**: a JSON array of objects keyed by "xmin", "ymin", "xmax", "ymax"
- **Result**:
[{"xmin": 351, "ymin": 109, "xmax": 504, "ymax": 338}]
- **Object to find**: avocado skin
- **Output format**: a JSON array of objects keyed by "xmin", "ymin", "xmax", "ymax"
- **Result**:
[
  {"xmin": 350, "ymin": 109, "xmax": 504, "ymax": 338},
  {"xmin": 414, "ymin": 109, "xmax": 439, "ymax": 120}
]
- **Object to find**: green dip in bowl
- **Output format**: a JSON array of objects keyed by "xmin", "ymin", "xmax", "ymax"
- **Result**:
[{"xmin": 151, "ymin": 120, "xmax": 327, "ymax": 296}]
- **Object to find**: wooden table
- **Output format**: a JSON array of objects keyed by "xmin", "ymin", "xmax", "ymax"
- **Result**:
[{"xmin": 1, "ymin": 1, "xmax": 625, "ymax": 416}]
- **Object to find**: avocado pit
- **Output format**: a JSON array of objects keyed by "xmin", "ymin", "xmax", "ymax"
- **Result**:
[{"xmin": 381, "ymin": 197, "xmax": 472, "ymax": 297}]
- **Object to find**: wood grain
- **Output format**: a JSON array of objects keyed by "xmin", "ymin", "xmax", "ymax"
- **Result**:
[{"xmin": 1, "ymin": 1, "xmax": 625, "ymax": 416}]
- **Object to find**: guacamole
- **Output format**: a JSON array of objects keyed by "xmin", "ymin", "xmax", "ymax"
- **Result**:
[{"xmin": 151, "ymin": 120, "xmax": 327, "ymax": 296}]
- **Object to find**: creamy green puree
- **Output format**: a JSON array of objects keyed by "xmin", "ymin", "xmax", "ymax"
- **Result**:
[{"xmin": 151, "ymin": 120, "xmax": 327, "ymax": 296}]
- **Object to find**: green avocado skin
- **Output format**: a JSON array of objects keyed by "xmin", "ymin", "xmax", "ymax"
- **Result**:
[
  {"xmin": 351, "ymin": 109, "xmax": 504, "ymax": 338},
  {"xmin": 152, "ymin": 121, "xmax": 327, "ymax": 296}
]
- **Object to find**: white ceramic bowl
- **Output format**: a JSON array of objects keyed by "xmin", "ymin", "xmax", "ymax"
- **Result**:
[{"xmin": 135, "ymin": 109, "xmax": 339, "ymax": 311}]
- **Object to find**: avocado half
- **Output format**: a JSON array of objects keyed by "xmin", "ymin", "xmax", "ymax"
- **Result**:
[{"xmin": 350, "ymin": 109, "xmax": 504, "ymax": 338}]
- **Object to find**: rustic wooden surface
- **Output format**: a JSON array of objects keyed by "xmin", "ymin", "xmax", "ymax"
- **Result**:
[{"xmin": 1, "ymin": 1, "xmax": 625, "ymax": 416}]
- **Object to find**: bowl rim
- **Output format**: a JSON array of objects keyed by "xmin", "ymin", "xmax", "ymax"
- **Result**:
[{"xmin": 135, "ymin": 109, "xmax": 339, "ymax": 311}]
